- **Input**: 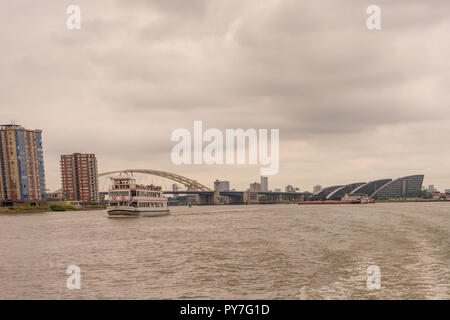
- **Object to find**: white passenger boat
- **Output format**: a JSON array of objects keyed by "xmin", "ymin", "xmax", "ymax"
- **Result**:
[
  {"xmin": 107, "ymin": 176, "xmax": 169, "ymax": 218},
  {"xmin": 341, "ymin": 194, "xmax": 376, "ymax": 204}
]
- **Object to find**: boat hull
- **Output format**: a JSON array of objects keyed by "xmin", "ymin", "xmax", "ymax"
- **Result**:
[
  {"xmin": 298, "ymin": 200, "xmax": 361, "ymax": 205},
  {"xmin": 107, "ymin": 207, "xmax": 169, "ymax": 218},
  {"xmin": 141, "ymin": 209, "xmax": 170, "ymax": 217}
]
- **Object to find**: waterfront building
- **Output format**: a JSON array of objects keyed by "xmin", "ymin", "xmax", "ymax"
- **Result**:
[
  {"xmin": 313, "ymin": 185, "xmax": 342, "ymax": 200},
  {"xmin": 172, "ymin": 183, "xmax": 180, "ymax": 199},
  {"xmin": 45, "ymin": 192, "xmax": 60, "ymax": 201},
  {"xmin": 350, "ymin": 179, "xmax": 392, "ymax": 197},
  {"xmin": 274, "ymin": 188, "xmax": 281, "ymax": 192},
  {"xmin": 371, "ymin": 175, "xmax": 424, "ymax": 200},
  {"xmin": 214, "ymin": 180, "xmax": 230, "ymax": 192},
  {"xmin": 431, "ymin": 192, "xmax": 442, "ymax": 200},
  {"xmin": 285, "ymin": 185, "xmax": 297, "ymax": 193},
  {"xmin": 0, "ymin": 124, "xmax": 46, "ymax": 206},
  {"xmin": 60, "ymin": 153, "xmax": 99, "ymax": 204},
  {"xmin": 260, "ymin": 176, "xmax": 268, "ymax": 192},
  {"xmin": 428, "ymin": 185, "xmax": 436, "ymax": 193},
  {"xmin": 316, "ymin": 175, "xmax": 424, "ymax": 201},
  {"xmin": 327, "ymin": 182, "xmax": 366, "ymax": 200},
  {"xmin": 313, "ymin": 185, "xmax": 322, "ymax": 193},
  {"xmin": 445, "ymin": 189, "xmax": 450, "ymax": 195},
  {"xmin": 99, "ymin": 192, "xmax": 108, "ymax": 205},
  {"xmin": 250, "ymin": 182, "xmax": 261, "ymax": 192}
]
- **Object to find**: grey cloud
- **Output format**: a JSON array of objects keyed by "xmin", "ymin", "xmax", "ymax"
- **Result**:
[{"xmin": 1, "ymin": 0, "xmax": 450, "ymax": 191}]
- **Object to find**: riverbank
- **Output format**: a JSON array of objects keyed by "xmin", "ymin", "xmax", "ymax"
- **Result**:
[
  {"xmin": 376, "ymin": 199, "xmax": 419, "ymax": 203},
  {"xmin": 376, "ymin": 199, "xmax": 450, "ymax": 203},
  {"xmin": 0, "ymin": 205, "xmax": 106, "ymax": 214}
]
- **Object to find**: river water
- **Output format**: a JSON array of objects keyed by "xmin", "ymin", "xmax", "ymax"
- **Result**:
[{"xmin": 0, "ymin": 203, "xmax": 448, "ymax": 299}]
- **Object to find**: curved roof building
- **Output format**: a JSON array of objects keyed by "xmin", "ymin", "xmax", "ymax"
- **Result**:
[
  {"xmin": 350, "ymin": 179, "xmax": 392, "ymax": 196},
  {"xmin": 371, "ymin": 175, "xmax": 424, "ymax": 200},
  {"xmin": 313, "ymin": 185, "xmax": 343, "ymax": 200},
  {"xmin": 326, "ymin": 182, "xmax": 366, "ymax": 200}
]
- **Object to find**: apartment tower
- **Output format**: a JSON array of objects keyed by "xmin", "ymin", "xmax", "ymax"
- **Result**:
[
  {"xmin": 260, "ymin": 176, "xmax": 268, "ymax": 192},
  {"xmin": 0, "ymin": 124, "xmax": 46, "ymax": 205},
  {"xmin": 60, "ymin": 153, "xmax": 99, "ymax": 203}
]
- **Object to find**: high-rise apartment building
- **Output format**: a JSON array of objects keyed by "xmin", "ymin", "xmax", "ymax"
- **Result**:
[
  {"xmin": 285, "ymin": 185, "xmax": 298, "ymax": 192},
  {"xmin": 0, "ymin": 124, "xmax": 46, "ymax": 205},
  {"xmin": 60, "ymin": 153, "xmax": 99, "ymax": 203},
  {"xmin": 250, "ymin": 182, "xmax": 261, "ymax": 192},
  {"xmin": 260, "ymin": 176, "xmax": 268, "ymax": 192},
  {"xmin": 313, "ymin": 185, "xmax": 322, "ymax": 193},
  {"xmin": 172, "ymin": 183, "xmax": 179, "ymax": 199},
  {"xmin": 214, "ymin": 180, "xmax": 230, "ymax": 192}
]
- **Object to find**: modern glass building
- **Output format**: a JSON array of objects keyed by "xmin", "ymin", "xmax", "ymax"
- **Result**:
[
  {"xmin": 316, "ymin": 175, "xmax": 424, "ymax": 201},
  {"xmin": 326, "ymin": 182, "xmax": 366, "ymax": 200},
  {"xmin": 313, "ymin": 185, "xmax": 343, "ymax": 200},
  {"xmin": 0, "ymin": 124, "xmax": 46, "ymax": 205},
  {"xmin": 371, "ymin": 175, "xmax": 424, "ymax": 200},
  {"xmin": 350, "ymin": 179, "xmax": 392, "ymax": 196}
]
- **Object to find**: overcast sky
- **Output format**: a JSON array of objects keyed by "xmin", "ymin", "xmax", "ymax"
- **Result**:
[{"xmin": 1, "ymin": 0, "xmax": 450, "ymax": 192}]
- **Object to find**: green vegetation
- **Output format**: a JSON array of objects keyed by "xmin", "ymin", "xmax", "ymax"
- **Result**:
[
  {"xmin": 50, "ymin": 205, "xmax": 84, "ymax": 211},
  {"xmin": 0, "ymin": 204, "xmax": 106, "ymax": 214},
  {"xmin": 0, "ymin": 206, "xmax": 49, "ymax": 214},
  {"xmin": 87, "ymin": 205, "xmax": 107, "ymax": 209},
  {"xmin": 422, "ymin": 190, "xmax": 433, "ymax": 199},
  {"xmin": 50, "ymin": 205, "xmax": 66, "ymax": 211},
  {"xmin": 65, "ymin": 206, "xmax": 79, "ymax": 211}
]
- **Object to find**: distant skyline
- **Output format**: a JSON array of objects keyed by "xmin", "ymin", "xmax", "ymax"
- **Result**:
[{"xmin": 1, "ymin": 0, "xmax": 450, "ymax": 192}]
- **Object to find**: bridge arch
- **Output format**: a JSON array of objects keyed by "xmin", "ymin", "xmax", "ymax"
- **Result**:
[{"xmin": 99, "ymin": 169, "xmax": 212, "ymax": 191}]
